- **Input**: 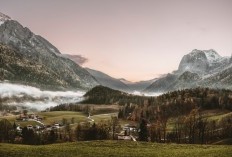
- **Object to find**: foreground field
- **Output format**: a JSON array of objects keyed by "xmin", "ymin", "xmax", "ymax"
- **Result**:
[{"xmin": 0, "ymin": 141, "xmax": 232, "ymax": 157}]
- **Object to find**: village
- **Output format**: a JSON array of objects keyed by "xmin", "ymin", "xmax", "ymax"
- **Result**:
[{"xmin": 0, "ymin": 108, "xmax": 139, "ymax": 143}]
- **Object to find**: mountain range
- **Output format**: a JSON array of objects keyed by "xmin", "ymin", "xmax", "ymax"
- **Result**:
[
  {"xmin": 0, "ymin": 12, "xmax": 98, "ymax": 90},
  {"xmin": 144, "ymin": 49, "xmax": 232, "ymax": 93},
  {"xmin": 85, "ymin": 68, "xmax": 131, "ymax": 92},
  {"xmin": 84, "ymin": 68, "xmax": 157, "ymax": 92},
  {"xmin": 84, "ymin": 49, "xmax": 232, "ymax": 93},
  {"xmin": 1, "ymin": 12, "xmax": 232, "ymax": 93}
]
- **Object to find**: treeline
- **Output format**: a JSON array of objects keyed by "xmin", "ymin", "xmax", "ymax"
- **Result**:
[
  {"xmin": 0, "ymin": 97, "xmax": 17, "ymax": 112},
  {"xmin": 48, "ymin": 103, "xmax": 90, "ymax": 114},
  {"xmin": 49, "ymin": 104, "xmax": 117, "ymax": 115},
  {"xmin": 119, "ymin": 88, "xmax": 232, "ymax": 121},
  {"xmin": 0, "ymin": 104, "xmax": 17, "ymax": 112},
  {"xmin": 75, "ymin": 123, "xmax": 110, "ymax": 141}
]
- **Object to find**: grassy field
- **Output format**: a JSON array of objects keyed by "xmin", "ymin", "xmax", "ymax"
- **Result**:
[
  {"xmin": 37, "ymin": 111, "xmax": 87, "ymax": 125},
  {"xmin": 0, "ymin": 141, "xmax": 232, "ymax": 157},
  {"xmin": 0, "ymin": 110, "xmax": 119, "ymax": 130},
  {"xmin": 1, "ymin": 109, "xmax": 231, "ymax": 130},
  {"xmin": 38, "ymin": 111, "xmax": 118, "ymax": 124},
  {"xmin": 166, "ymin": 109, "xmax": 232, "ymax": 131},
  {"xmin": 0, "ymin": 114, "xmax": 18, "ymax": 122},
  {"xmin": 206, "ymin": 110, "xmax": 232, "ymax": 121}
]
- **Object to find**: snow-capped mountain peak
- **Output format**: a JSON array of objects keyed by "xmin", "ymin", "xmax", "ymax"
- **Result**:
[
  {"xmin": 178, "ymin": 49, "xmax": 208, "ymax": 74},
  {"xmin": 0, "ymin": 12, "xmax": 11, "ymax": 26},
  {"xmin": 203, "ymin": 49, "xmax": 222, "ymax": 63},
  {"xmin": 145, "ymin": 49, "xmax": 232, "ymax": 93}
]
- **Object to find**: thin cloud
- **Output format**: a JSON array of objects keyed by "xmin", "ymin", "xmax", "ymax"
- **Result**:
[{"xmin": 63, "ymin": 54, "xmax": 88, "ymax": 65}]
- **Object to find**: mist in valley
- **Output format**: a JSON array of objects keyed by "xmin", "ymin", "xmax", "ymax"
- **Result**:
[{"xmin": 0, "ymin": 82, "xmax": 85, "ymax": 110}]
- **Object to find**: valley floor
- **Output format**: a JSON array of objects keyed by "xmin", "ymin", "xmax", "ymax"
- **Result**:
[{"xmin": 0, "ymin": 141, "xmax": 232, "ymax": 157}]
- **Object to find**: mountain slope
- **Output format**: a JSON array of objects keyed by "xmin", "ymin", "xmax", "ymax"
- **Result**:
[
  {"xmin": 119, "ymin": 78, "xmax": 157, "ymax": 91},
  {"xmin": 144, "ymin": 74, "xmax": 178, "ymax": 92},
  {"xmin": 86, "ymin": 68, "xmax": 157, "ymax": 92},
  {"xmin": 0, "ymin": 12, "xmax": 98, "ymax": 90},
  {"xmin": 86, "ymin": 68, "xmax": 130, "ymax": 92},
  {"xmin": 199, "ymin": 65, "xmax": 232, "ymax": 89}
]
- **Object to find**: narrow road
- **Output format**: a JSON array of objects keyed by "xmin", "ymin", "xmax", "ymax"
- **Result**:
[{"xmin": 87, "ymin": 113, "xmax": 94, "ymax": 122}]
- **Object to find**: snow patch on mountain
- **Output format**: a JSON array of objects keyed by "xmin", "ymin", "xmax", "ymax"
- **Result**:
[
  {"xmin": 0, "ymin": 12, "xmax": 11, "ymax": 26},
  {"xmin": 203, "ymin": 49, "xmax": 223, "ymax": 66},
  {"xmin": 204, "ymin": 49, "xmax": 221, "ymax": 62},
  {"xmin": 178, "ymin": 49, "xmax": 209, "ymax": 74},
  {"xmin": 129, "ymin": 90, "xmax": 163, "ymax": 97}
]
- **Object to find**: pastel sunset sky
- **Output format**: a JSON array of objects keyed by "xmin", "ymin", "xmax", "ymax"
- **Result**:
[{"xmin": 1, "ymin": 0, "xmax": 232, "ymax": 81}]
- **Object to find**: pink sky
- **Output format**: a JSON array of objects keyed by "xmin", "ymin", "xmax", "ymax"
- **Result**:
[{"xmin": 1, "ymin": 0, "xmax": 232, "ymax": 81}]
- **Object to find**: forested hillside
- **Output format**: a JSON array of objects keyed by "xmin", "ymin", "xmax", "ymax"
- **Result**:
[
  {"xmin": 118, "ymin": 88, "xmax": 232, "ymax": 120},
  {"xmin": 82, "ymin": 86, "xmax": 147, "ymax": 105}
]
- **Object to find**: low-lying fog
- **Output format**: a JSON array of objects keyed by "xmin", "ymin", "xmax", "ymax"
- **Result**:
[
  {"xmin": 0, "ymin": 82, "xmax": 162, "ymax": 111},
  {"xmin": 131, "ymin": 91, "xmax": 163, "ymax": 97},
  {"xmin": 0, "ymin": 82, "xmax": 85, "ymax": 111}
]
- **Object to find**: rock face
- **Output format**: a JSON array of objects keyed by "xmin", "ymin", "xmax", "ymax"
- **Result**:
[
  {"xmin": 178, "ymin": 49, "xmax": 209, "ymax": 74},
  {"xmin": 178, "ymin": 71, "xmax": 200, "ymax": 82},
  {"xmin": 145, "ymin": 49, "xmax": 231, "ymax": 93},
  {"xmin": 0, "ymin": 13, "xmax": 98, "ymax": 90}
]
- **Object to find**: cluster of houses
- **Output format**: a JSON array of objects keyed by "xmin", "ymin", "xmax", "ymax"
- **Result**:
[
  {"xmin": 15, "ymin": 122, "xmax": 62, "ymax": 134},
  {"xmin": 16, "ymin": 113, "xmax": 43, "ymax": 121},
  {"xmin": 117, "ymin": 124, "xmax": 137, "ymax": 141},
  {"xmin": 13, "ymin": 111, "xmax": 63, "ymax": 133}
]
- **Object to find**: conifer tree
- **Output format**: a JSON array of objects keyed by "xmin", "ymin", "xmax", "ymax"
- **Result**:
[{"xmin": 139, "ymin": 119, "xmax": 148, "ymax": 141}]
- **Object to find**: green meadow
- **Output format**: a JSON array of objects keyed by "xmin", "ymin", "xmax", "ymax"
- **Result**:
[{"xmin": 0, "ymin": 141, "xmax": 232, "ymax": 157}]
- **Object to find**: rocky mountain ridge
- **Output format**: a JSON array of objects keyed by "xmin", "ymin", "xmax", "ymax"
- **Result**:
[{"xmin": 145, "ymin": 49, "xmax": 232, "ymax": 93}]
